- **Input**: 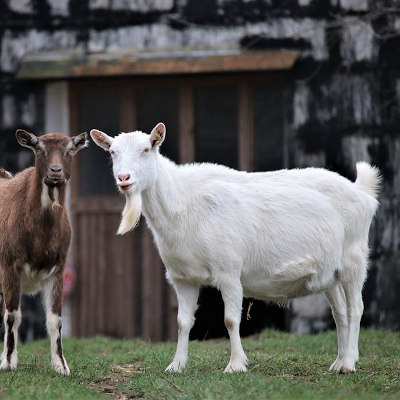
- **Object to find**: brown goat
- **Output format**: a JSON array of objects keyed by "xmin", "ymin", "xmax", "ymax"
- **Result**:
[{"xmin": 0, "ymin": 130, "xmax": 88, "ymax": 375}]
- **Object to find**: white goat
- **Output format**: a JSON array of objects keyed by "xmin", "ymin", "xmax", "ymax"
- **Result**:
[{"xmin": 90, "ymin": 123, "xmax": 380, "ymax": 374}]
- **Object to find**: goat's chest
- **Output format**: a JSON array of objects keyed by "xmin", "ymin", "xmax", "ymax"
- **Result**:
[
  {"xmin": 23, "ymin": 214, "xmax": 71, "ymax": 269},
  {"xmin": 158, "ymin": 246, "xmax": 212, "ymax": 285}
]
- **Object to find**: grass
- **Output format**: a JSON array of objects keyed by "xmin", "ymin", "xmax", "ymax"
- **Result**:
[{"xmin": 0, "ymin": 330, "xmax": 399, "ymax": 399}]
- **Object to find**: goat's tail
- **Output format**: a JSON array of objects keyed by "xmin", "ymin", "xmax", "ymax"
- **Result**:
[
  {"xmin": 355, "ymin": 162, "xmax": 381, "ymax": 199},
  {"xmin": 0, "ymin": 168, "xmax": 13, "ymax": 179}
]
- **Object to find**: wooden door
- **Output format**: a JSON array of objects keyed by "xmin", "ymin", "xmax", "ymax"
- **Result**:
[{"xmin": 69, "ymin": 80, "xmax": 177, "ymax": 340}]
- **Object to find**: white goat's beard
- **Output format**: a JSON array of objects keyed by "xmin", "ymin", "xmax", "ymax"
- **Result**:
[{"xmin": 117, "ymin": 191, "xmax": 142, "ymax": 235}]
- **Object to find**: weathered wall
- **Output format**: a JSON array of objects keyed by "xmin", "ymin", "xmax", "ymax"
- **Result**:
[{"xmin": 1, "ymin": 0, "xmax": 400, "ymax": 330}]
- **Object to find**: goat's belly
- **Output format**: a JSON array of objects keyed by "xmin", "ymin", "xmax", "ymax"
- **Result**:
[
  {"xmin": 243, "ymin": 278, "xmax": 312, "ymax": 301},
  {"xmin": 241, "ymin": 259, "xmax": 336, "ymax": 301},
  {"xmin": 21, "ymin": 264, "xmax": 56, "ymax": 295}
]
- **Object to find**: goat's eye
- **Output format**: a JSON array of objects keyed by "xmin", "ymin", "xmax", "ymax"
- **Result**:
[{"xmin": 143, "ymin": 148, "xmax": 150, "ymax": 154}]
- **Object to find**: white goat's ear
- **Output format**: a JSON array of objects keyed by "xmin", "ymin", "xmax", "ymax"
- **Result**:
[
  {"xmin": 15, "ymin": 129, "xmax": 38, "ymax": 150},
  {"xmin": 150, "ymin": 122, "xmax": 166, "ymax": 148},
  {"xmin": 69, "ymin": 132, "xmax": 89, "ymax": 155},
  {"xmin": 90, "ymin": 129, "xmax": 113, "ymax": 151}
]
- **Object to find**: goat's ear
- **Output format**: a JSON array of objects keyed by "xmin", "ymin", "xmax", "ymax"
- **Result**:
[
  {"xmin": 90, "ymin": 129, "xmax": 113, "ymax": 151},
  {"xmin": 15, "ymin": 129, "xmax": 38, "ymax": 150},
  {"xmin": 150, "ymin": 122, "xmax": 167, "ymax": 148},
  {"xmin": 70, "ymin": 132, "xmax": 89, "ymax": 155},
  {"xmin": 150, "ymin": 122, "xmax": 166, "ymax": 148}
]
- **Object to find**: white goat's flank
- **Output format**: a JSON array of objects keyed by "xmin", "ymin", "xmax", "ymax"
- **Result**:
[{"xmin": 91, "ymin": 127, "xmax": 379, "ymax": 374}]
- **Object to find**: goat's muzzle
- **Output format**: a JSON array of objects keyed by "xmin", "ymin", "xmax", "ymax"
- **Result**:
[{"xmin": 44, "ymin": 174, "xmax": 66, "ymax": 187}]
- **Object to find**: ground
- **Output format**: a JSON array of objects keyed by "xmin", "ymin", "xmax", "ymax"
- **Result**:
[{"xmin": 0, "ymin": 330, "xmax": 399, "ymax": 399}]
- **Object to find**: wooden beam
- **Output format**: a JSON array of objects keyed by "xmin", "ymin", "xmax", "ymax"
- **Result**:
[
  {"xmin": 18, "ymin": 50, "xmax": 300, "ymax": 80},
  {"xmin": 179, "ymin": 84, "xmax": 194, "ymax": 163},
  {"xmin": 238, "ymin": 82, "xmax": 255, "ymax": 171}
]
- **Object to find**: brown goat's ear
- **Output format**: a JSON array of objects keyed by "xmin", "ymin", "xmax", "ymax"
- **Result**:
[
  {"xmin": 70, "ymin": 132, "xmax": 89, "ymax": 154},
  {"xmin": 150, "ymin": 122, "xmax": 166, "ymax": 148},
  {"xmin": 15, "ymin": 129, "xmax": 38, "ymax": 150},
  {"xmin": 90, "ymin": 129, "xmax": 113, "ymax": 151}
]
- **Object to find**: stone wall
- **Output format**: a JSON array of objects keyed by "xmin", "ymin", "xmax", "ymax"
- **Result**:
[{"xmin": 1, "ymin": 0, "xmax": 400, "ymax": 330}]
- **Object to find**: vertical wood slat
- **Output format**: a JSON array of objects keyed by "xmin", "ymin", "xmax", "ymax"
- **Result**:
[
  {"xmin": 120, "ymin": 83, "xmax": 136, "ymax": 131},
  {"xmin": 179, "ymin": 84, "xmax": 194, "ymax": 163},
  {"xmin": 121, "ymin": 227, "xmax": 136, "ymax": 337},
  {"xmin": 97, "ymin": 214, "xmax": 106, "ymax": 333},
  {"xmin": 238, "ymin": 82, "xmax": 255, "ymax": 171},
  {"xmin": 167, "ymin": 286, "xmax": 178, "ymax": 340},
  {"xmin": 141, "ymin": 229, "xmax": 159, "ymax": 340}
]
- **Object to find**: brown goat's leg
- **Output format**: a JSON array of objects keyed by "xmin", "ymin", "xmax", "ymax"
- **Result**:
[
  {"xmin": 42, "ymin": 270, "xmax": 70, "ymax": 376},
  {"xmin": 0, "ymin": 268, "xmax": 21, "ymax": 371}
]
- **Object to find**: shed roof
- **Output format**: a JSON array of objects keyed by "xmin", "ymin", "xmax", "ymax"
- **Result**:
[{"xmin": 17, "ymin": 49, "xmax": 300, "ymax": 79}]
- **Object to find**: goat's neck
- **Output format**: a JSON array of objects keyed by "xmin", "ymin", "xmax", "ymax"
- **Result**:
[{"xmin": 141, "ymin": 156, "xmax": 184, "ymax": 233}]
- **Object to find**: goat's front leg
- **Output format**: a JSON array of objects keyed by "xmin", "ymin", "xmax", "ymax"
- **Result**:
[
  {"xmin": 166, "ymin": 280, "xmax": 199, "ymax": 373},
  {"xmin": 42, "ymin": 270, "xmax": 70, "ymax": 376},
  {"xmin": 220, "ymin": 278, "xmax": 248, "ymax": 373},
  {"xmin": 0, "ymin": 267, "xmax": 21, "ymax": 371}
]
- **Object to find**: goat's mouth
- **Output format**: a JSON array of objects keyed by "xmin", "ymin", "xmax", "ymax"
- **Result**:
[
  {"xmin": 44, "ymin": 176, "xmax": 66, "ymax": 187},
  {"xmin": 117, "ymin": 182, "xmax": 134, "ymax": 193}
]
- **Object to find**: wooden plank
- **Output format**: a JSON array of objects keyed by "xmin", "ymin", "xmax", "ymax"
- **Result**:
[
  {"xmin": 74, "ymin": 197, "xmax": 123, "ymax": 213},
  {"xmin": 18, "ymin": 51, "xmax": 300, "ymax": 79},
  {"xmin": 121, "ymin": 229, "xmax": 136, "ymax": 337},
  {"xmin": 238, "ymin": 82, "xmax": 255, "ymax": 171},
  {"xmin": 71, "ymin": 214, "xmax": 81, "ymax": 337},
  {"xmin": 179, "ymin": 84, "xmax": 194, "ymax": 163},
  {"xmin": 97, "ymin": 214, "xmax": 106, "ymax": 334},
  {"xmin": 133, "ymin": 228, "xmax": 143, "ymax": 337},
  {"xmin": 120, "ymin": 83, "xmax": 136, "ymax": 132}
]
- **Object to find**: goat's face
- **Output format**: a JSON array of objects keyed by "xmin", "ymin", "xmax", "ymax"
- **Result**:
[
  {"xmin": 16, "ymin": 130, "xmax": 89, "ymax": 187},
  {"xmin": 90, "ymin": 123, "xmax": 166, "ymax": 195}
]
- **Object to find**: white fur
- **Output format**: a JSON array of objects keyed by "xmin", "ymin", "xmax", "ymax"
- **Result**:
[
  {"xmin": 91, "ymin": 126, "xmax": 380, "ymax": 374},
  {"xmin": 41, "ymin": 182, "xmax": 52, "ymax": 208},
  {"xmin": 117, "ymin": 191, "xmax": 142, "ymax": 235},
  {"xmin": 0, "ymin": 309, "xmax": 21, "ymax": 371}
]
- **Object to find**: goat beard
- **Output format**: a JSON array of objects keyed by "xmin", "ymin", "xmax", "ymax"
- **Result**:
[{"xmin": 117, "ymin": 191, "xmax": 142, "ymax": 235}]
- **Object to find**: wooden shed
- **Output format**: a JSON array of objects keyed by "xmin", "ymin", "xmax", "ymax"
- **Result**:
[{"xmin": 18, "ymin": 49, "xmax": 299, "ymax": 340}]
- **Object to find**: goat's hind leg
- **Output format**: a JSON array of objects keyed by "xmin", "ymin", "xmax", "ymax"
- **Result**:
[
  {"xmin": 326, "ymin": 283, "xmax": 348, "ymax": 372},
  {"xmin": 338, "ymin": 250, "xmax": 367, "ymax": 373},
  {"xmin": 0, "ymin": 268, "xmax": 21, "ymax": 371}
]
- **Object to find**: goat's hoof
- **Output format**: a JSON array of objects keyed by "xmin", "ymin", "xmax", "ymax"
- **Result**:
[
  {"xmin": 329, "ymin": 358, "xmax": 356, "ymax": 374},
  {"xmin": 165, "ymin": 360, "xmax": 186, "ymax": 373},
  {"xmin": 0, "ymin": 359, "xmax": 17, "ymax": 372},
  {"xmin": 52, "ymin": 358, "xmax": 71, "ymax": 376},
  {"xmin": 224, "ymin": 360, "xmax": 248, "ymax": 373}
]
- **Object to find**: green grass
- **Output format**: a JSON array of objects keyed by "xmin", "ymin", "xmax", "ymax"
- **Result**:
[{"xmin": 0, "ymin": 330, "xmax": 399, "ymax": 399}]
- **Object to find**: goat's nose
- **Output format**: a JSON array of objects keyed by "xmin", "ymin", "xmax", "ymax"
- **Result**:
[
  {"xmin": 50, "ymin": 165, "xmax": 62, "ymax": 173},
  {"xmin": 118, "ymin": 174, "xmax": 131, "ymax": 182}
]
